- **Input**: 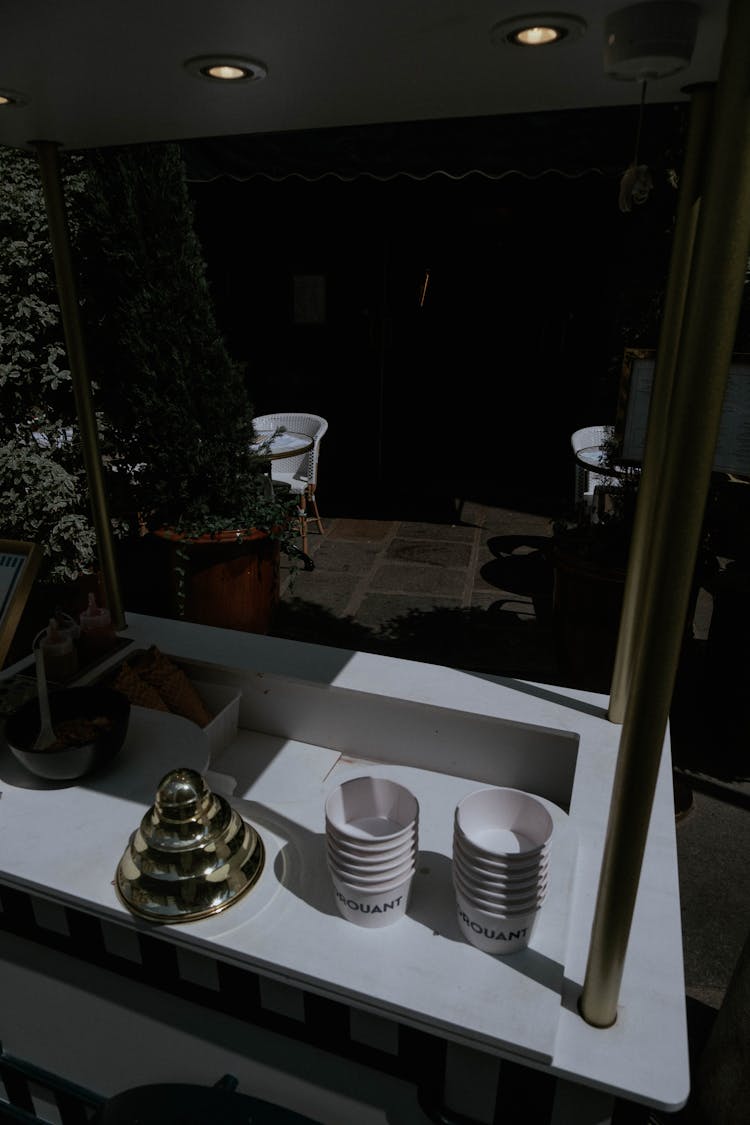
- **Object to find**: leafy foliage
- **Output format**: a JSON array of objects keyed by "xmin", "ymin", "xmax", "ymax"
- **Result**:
[
  {"xmin": 0, "ymin": 147, "xmax": 90, "ymax": 445},
  {"xmin": 0, "ymin": 440, "xmax": 100, "ymax": 582},
  {"xmin": 0, "ymin": 141, "xmax": 293, "ymax": 598},
  {"xmin": 77, "ymin": 143, "xmax": 297, "ymax": 548},
  {"xmin": 0, "ymin": 146, "xmax": 106, "ymax": 583}
]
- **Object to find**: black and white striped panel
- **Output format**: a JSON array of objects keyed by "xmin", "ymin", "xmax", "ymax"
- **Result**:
[{"xmin": 0, "ymin": 883, "xmax": 625, "ymax": 1125}]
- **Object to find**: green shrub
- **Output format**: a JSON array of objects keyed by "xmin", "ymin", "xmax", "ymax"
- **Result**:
[
  {"xmin": 0, "ymin": 439, "xmax": 99, "ymax": 582},
  {"xmin": 78, "ymin": 143, "xmax": 296, "ymax": 543},
  {"xmin": 0, "ymin": 146, "xmax": 107, "ymax": 582},
  {"xmin": 0, "ymin": 147, "xmax": 89, "ymax": 448}
]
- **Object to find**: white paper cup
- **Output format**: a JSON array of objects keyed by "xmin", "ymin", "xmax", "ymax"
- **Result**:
[
  {"xmin": 327, "ymin": 841, "xmax": 417, "ymax": 878},
  {"xmin": 327, "ymin": 834, "xmax": 417, "ymax": 864},
  {"xmin": 455, "ymin": 787, "xmax": 553, "ymax": 859},
  {"xmin": 325, "ymin": 777, "xmax": 419, "ymax": 844},
  {"xmin": 327, "ymin": 850, "xmax": 416, "ymax": 886},
  {"xmin": 454, "ymin": 829, "xmax": 548, "ymax": 871},
  {"xmin": 453, "ymin": 866, "xmax": 546, "ymax": 913},
  {"xmin": 326, "ymin": 819, "xmax": 418, "ymax": 856},
  {"xmin": 453, "ymin": 837, "xmax": 549, "ymax": 887},
  {"xmin": 326, "ymin": 816, "xmax": 417, "ymax": 850},
  {"xmin": 453, "ymin": 852, "xmax": 548, "ymax": 894},
  {"xmin": 330, "ymin": 869, "xmax": 414, "ymax": 927},
  {"xmin": 454, "ymin": 885, "xmax": 540, "ymax": 954}
]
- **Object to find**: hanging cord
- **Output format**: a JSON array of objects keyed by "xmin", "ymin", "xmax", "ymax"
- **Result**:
[
  {"xmin": 632, "ymin": 77, "xmax": 648, "ymax": 165},
  {"xmin": 619, "ymin": 79, "xmax": 654, "ymax": 212}
]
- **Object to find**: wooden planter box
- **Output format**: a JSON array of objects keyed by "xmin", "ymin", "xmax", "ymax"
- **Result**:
[
  {"xmin": 161, "ymin": 529, "xmax": 281, "ymax": 635},
  {"xmin": 119, "ymin": 530, "xmax": 281, "ymax": 636}
]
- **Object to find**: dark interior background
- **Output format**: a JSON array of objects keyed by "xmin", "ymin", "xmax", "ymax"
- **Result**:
[{"xmin": 185, "ymin": 109, "xmax": 681, "ymax": 520}]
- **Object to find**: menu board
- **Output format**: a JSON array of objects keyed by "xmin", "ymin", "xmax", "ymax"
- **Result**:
[
  {"xmin": 0, "ymin": 541, "xmax": 41, "ymax": 669},
  {"xmin": 617, "ymin": 349, "xmax": 750, "ymax": 477}
]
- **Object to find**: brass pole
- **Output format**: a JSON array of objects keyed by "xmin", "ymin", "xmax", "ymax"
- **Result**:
[
  {"xmin": 608, "ymin": 83, "xmax": 715, "ymax": 723},
  {"xmin": 33, "ymin": 140, "xmax": 125, "ymax": 630},
  {"xmin": 581, "ymin": 0, "xmax": 750, "ymax": 1028}
]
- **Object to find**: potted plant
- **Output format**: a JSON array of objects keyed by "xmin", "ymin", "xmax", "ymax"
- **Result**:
[{"xmin": 75, "ymin": 142, "xmax": 298, "ymax": 632}]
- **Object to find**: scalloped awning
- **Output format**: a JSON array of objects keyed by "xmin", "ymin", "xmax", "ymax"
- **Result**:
[{"xmin": 181, "ymin": 104, "xmax": 688, "ymax": 184}]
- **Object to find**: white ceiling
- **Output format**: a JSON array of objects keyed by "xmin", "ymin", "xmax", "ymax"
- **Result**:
[{"xmin": 0, "ymin": 1, "xmax": 729, "ymax": 153}]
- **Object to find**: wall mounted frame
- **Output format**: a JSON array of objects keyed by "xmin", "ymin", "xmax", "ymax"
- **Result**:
[{"xmin": 0, "ymin": 540, "xmax": 41, "ymax": 669}]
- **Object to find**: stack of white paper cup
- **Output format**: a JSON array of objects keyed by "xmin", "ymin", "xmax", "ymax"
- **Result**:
[
  {"xmin": 452, "ymin": 786, "xmax": 553, "ymax": 955},
  {"xmin": 325, "ymin": 776, "xmax": 419, "ymax": 927}
]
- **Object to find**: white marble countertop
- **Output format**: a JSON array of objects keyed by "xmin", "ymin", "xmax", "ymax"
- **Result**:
[{"xmin": 0, "ymin": 612, "xmax": 689, "ymax": 1112}]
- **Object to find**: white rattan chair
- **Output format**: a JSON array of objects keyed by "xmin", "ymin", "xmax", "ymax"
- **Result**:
[
  {"xmin": 252, "ymin": 413, "xmax": 328, "ymax": 554},
  {"xmin": 570, "ymin": 425, "xmax": 620, "ymax": 517}
]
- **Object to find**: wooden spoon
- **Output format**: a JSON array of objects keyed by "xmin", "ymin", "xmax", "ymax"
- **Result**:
[{"xmin": 33, "ymin": 646, "xmax": 57, "ymax": 750}]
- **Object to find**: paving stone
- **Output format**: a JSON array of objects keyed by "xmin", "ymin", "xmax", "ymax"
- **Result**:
[
  {"xmin": 369, "ymin": 563, "xmax": 467, "ymax": 597},
  {"xmin": 281, "ymin": 569, "xmax": 359, "ymax": 614},
  {"xmin": 354, "ymin": 592, "xmax": 462, "ymax": 632},
  {"xmin": 385, "ymin": 540, "xmax": 473, "ymax": 568},
  {"xmin": 455, "ymin": 500, "xmax": 490, "ymax": 528},
  {"xmin": 306, "ymin": 539, "xmax": 383, "ymax": 573},
  {"xmin": 481, "ymin": 507, "xmax": 556, "ymax": 535},
  {"xmin": 392, "ymin": 521, "xmax": 478, "ymax": 543},
  {"xmin": 326, "ymin": 519, "xmax": 396, "ymax": 542}
]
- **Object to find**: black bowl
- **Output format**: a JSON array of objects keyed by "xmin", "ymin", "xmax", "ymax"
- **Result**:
[{"xmin": 4, "ymin": 686, "xmax": 131, "ymax": 781}]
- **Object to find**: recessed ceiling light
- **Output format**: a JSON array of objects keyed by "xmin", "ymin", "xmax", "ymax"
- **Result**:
[
  {"xmin": 515, "ymin": 25, "xmax": 563, "ymax": 45},
  {"xmin": 490, "ymin": 12, "xmax": 587, "ymax": 47},
  {"xmin": 0, "ymin": 88, "xmax": 29, "ymax": 107},
  {"xmin": 184, "ymin": 56, "xmax": 268, "ymax": 82}
]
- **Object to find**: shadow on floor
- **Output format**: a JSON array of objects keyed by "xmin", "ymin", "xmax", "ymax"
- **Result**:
[
  {"xmin": 481, "ymin": 533, "xmax": 555, "ymax": 623},
  {"xmin": 271, "ymin": 598, "xmax": 560, "ymax": 681}
]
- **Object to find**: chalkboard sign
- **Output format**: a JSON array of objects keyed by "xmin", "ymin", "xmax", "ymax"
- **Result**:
[
  {"xmin": 616, "ymin": 348, "xmax": 750, "ymax": 477},
  {"xmin": 0, "ymin": 541, "xmax": 41, "ymax": 669}
]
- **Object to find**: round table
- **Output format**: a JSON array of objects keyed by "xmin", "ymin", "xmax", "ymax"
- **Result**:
[
  {"xmin": 574, "ymin": 445, "xmax": 637, "ymax": 478},
  {"xmin": 250, "ymin": 430, "xmax": 314, "ymax": 460}
]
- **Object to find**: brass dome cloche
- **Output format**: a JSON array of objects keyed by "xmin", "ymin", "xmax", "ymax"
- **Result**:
[{"xmin": 115, "ymin": 767, "xmax": 264, "ymax": 922}]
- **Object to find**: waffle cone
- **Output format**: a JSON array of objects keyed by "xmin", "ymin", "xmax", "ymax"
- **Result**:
[
  {"xmin": 135, "ymin": 646, "xmax": 212, "ymax": 727},
  {"xmin": 112, "ymin": 661, "xmax": 170, "ymax": 712}
]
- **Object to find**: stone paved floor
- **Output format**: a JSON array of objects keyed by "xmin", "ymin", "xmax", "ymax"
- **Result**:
[{"xmin": 275, "ymin": 500, "xmax": 560, "ymax": 682}]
